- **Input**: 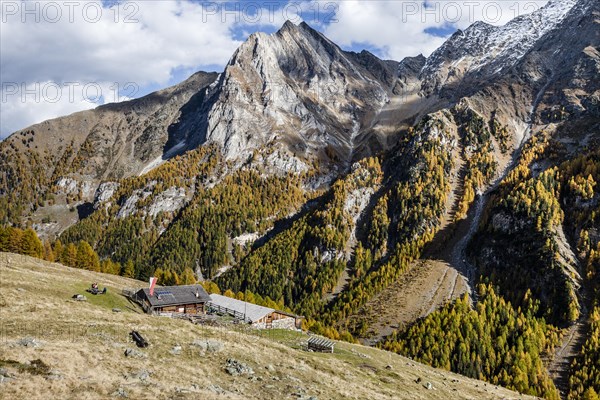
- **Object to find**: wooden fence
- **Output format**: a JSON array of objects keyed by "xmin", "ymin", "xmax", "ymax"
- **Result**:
[
  {"xmin": 205, "ymin": 302, "xmax": 248, "ymax": 322},
  {"xmin": 122, "ymin": 288, "xmax": 151, "ymax": 313}
]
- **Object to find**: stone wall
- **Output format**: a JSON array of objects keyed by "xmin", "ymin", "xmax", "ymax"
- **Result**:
[{"xmin": 271, "ymin": 317, "xmax": 296, "ymax": 330}]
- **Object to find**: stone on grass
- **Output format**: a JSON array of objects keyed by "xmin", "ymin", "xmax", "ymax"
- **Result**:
[
  {"xmin": 124, "ymin": 348, "xmax": 147, "ymax": 358},
  {"xmin": 127, "ymin": 369, "xmax": 151, "ymax": 382},
  {"xmin": 0, "ymin": 368, "xmax": 13, "ymax": 378},
  {"xmin": 225, "ymin": 359, "xmax": 254, "ymax": 376},
  {"xmin": 112, "ymin": 387, "xmax": 128, "ymax": 398},
  {"xmin": 46, "ymin": 370, "xmax": 63, "ymax": 381},
  {"xmin": 17, "ymin": 337, "xmax": 42, "ymax": 348},
  {"xmin": 207, "ymin": 384, "xmax": 226, "ymax": 394},
  {"xmin": 191, "ymin": 339, "xmax": 223, "ymax": 353}
]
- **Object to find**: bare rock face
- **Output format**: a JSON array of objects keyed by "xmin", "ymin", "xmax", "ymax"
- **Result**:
[
  {"xmin": 415, "ymin": 0, "xmax": 598, "ymax": 151},
  {"xmin": 203, "ymin": 21, "xmax": 395, "ymax": 170},
  {"xmin": 521, "ymin": 0, "xmax": 600, "ymax": 124},
  {"xmin": 93, "ymin": 182, "xmax": 119, "ymax": 209},
  {"xmin": 2, "ymin": 71, "xmax": 218, "ymax": 183}
]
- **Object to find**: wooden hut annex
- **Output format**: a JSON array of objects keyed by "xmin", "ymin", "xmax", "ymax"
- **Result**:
[{"xmin": 207, "ymin": 294, "xmax": 302, "ymax": 329}]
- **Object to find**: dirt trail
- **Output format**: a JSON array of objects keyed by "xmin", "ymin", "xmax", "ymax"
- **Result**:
[
  {"xmin": 547, "ymin": 317, "xmax": 588, "ymax": 398},
  {"xmin": 353, "ymin": 260, "xmax": 468, "ymax": 346},
  {"xmin": 546, "ymin": 230, "xmax": 589, "ymax": 399},
  {"xmin": 327, "ymin": 267, "xmax": 350, "ymax": 302}
]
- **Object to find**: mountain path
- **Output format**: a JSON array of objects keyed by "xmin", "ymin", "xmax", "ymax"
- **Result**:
[
  {"xmin": 354, "ymin": 260, "xmax": 468, "ymax": 346},
  {"xmin": 546, "ymin": 227, "xmax": 589, "ymax": 399},
  {"xmin": 547, "ymin": 318, "xmax": 588, "ymax": 398}
]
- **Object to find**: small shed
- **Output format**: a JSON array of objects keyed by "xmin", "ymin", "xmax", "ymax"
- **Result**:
[
  {"xmin": 307, "ymin": 336, "xmax": 334, "ymax": 353},
  {"xmin": 207, "ymin": 294, "xmax": 301, "ymax": 329},
  {"xmin": 134, "ymin": 284, "xmax": 211, "ymax": 315}
]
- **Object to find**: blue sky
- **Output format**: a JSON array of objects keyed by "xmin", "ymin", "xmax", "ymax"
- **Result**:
[{"xmin": 0, "ymin": 0, "xmax": 548, "ymax": 138}]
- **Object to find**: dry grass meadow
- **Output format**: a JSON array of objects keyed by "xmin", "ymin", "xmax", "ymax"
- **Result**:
[{"xmin": 0, "ymin": 252, "xmax": 539, "ymax": 400}]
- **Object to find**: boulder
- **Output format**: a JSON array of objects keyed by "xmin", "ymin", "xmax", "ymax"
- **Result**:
[
  {"xmin": 191, "ymin": 339, "xmax": 223, "ymax": 353},
  {"xmin": 124, "ymin": 348, "xmax": 147, "ymax": 359},
  {"xmin": 17, "ymin": 337, "xmax": 42, "ymax": 348},
  {"xmin": 224, "ymin": 359, "xmax": 254, "ymax": 376}
]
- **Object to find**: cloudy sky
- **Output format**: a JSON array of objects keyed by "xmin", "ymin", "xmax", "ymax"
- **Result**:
[{"xmin": 0, "ymin": 0, "xmax": 548, "ymax": 138}]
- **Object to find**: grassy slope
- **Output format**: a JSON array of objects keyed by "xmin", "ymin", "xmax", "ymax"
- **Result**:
[{"xmin": 0, "ymin": 253, "xmax": 538, "ymax": 400}]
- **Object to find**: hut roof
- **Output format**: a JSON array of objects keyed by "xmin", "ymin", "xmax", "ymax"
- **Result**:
[
  {"xmin": 137, "ymin": 284, "xmax": 211, "ymax": 308},
  {"xmin": 207, "ymin": 294, "xmax": 274, "ymax": 323},
  {"xmin": 308, "ymin": 336, "xmax": 335, "ymax": 352}
]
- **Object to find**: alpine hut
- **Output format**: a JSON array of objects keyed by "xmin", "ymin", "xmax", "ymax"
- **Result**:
[{"xmin": 134, "ymin": 284, "xmax": 211, "ymax": 315}]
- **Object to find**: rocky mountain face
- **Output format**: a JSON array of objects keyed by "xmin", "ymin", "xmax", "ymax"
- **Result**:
[
  {"xmin": 199, "ymin": 21, "xmax": 401, "ymax": 173},
  {"xmin": 0, "ymin": 71, "xmax": 218, "ymax": 228},
  {"xmin": 4, "ymin": 71, "xmax": 218, "ymax": 181},
  {"xmin": 3, "ymin": 0, "xmax": 586, "ymax": 201},
  {"xmin": 420, "ymin": 0, "xmax": 578, "ymax": 96}
]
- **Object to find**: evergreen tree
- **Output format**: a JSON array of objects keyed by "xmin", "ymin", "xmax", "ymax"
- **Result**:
[
  {"xmin": 180, "ymin": 267, "xmax": 196, "ymax": 285},
  {"xmin": 122, "ymin": 260, "xmax": 135, "ymax": 278},
  {"xmin": 583, "ymin": 388, "xmax": 599, "ymax": 400},
  {"xmin": 62, "ymin": 243, "xmax": 78, "ymax": 268},
  {"xmin": 76, "ymin": 241, "xmax": 100, "ymax": 271},
  {"xmin": 20, "ymin": 228, "xmax": 43, "ymax": 258},
  {"xmin": 53, "ymin": 240, "xmax": 63, "ymax": 261},
  {"xmin": 43, "ymin": 240, "xmax": 55, "ymax": 262}
]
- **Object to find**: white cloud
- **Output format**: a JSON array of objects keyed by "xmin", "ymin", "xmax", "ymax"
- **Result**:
[
  {"xmin": 322, "ymin": 0, "xmax": 548, "ymax": 60},
  {"xmin": 1, "ymin": 0, "xmax": 242, "ymax": 137},
  {"xmin": 0, "ymin": 0, "xmax": 550, "ymax": 138},
  {"xmin": 1, "ymin": 1, "xmax": 240, "ymax": 84}
]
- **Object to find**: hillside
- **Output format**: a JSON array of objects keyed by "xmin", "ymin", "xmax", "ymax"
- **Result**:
[
  {"xmin": 0, "ymin": 0, "xmax": 599, "ymax": 398},
  {"xmin": 0, "ymin": 252, "xmax": 535, "ymax": 400}
]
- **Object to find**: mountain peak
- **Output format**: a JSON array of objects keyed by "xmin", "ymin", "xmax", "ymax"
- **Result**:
[
  {"xmin": 275, "ymin": 19, "xmax": 325, "ymax": 44},
  {"xmin": 279, "ymin": 19, "xmax": 299, "ymax": 33},
  {"xmin": 203, "ymin": 18, "xmax": 394, "ymax": 165},
  {"xmin": 278, "ymin": 20, "xmax": 313, "ymax": 33},
  {"xmin": 420, "ymin": 0, "xmax": 578, "ymax": 93}
]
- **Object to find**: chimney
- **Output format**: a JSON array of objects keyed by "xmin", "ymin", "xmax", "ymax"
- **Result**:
[{"xmin": 149, "ymin": 277, "xmax": 157, "ymax": 296}]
